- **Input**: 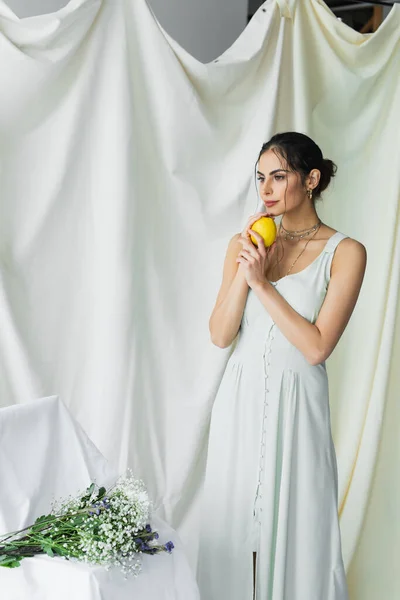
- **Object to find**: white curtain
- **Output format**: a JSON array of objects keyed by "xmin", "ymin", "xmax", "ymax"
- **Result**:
[{"xmin": 0, "ymin": 0, "xmax": 399, "ymax": 597}]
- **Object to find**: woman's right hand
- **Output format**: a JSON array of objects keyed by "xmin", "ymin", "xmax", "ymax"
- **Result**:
[{"xmin": 240, "ymin": 212, "xmax": 275, "ymax": 241}]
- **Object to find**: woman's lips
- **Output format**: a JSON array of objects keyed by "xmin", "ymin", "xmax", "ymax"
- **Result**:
[{"xmin": 264, "ymin": 201, "xmax": 278, "ymax": 207}]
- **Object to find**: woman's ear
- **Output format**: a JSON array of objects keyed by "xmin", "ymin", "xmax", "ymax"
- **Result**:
[{"xmin": 307, "ymin": 168, "xmax": 321, "ymax": 191}]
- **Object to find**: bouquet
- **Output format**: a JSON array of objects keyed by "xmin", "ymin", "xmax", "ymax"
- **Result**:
[{"xmin": 0, "ymin": 472, "xmax": 174, "ymax": 577}]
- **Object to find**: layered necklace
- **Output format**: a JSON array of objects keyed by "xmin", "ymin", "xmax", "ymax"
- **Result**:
[
  {"xmin": 273, "ymin": 218, "xmax": 322, "ymax": 280},
  {"xmin": 280, "ymin": 218, "xmax": 321, "ymax": 241}
]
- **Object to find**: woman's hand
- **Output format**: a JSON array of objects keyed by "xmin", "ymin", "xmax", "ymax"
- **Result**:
[{"xmin": 236, "ymin": 230, "xmax": 277, "ymax": 288}]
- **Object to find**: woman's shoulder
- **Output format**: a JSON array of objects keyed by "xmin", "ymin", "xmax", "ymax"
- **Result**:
[
  {"xmin": 332, "ymin": 230, "xmax": 366, "ymax": 256},
  {"xmin": 231, "ymin": 232, "xmax": 242, "ymax": 242},
  {"xmin": 331, "ymin": 231, "xmax": 367, "ymax": 275},
  {"xmin": 320, "ymin": 225, "xmax": 366, "ymax": 254},
  {"xmin": 229, "ymin": 232, "xmax": 242, "ymax": 251},
  {"xmin": 316, "ymin": 224, "xmax": 366, "ymax": 276},
  {"xmin": 222, "ymin": 233, "xmax": 243, "ymax": 264}
]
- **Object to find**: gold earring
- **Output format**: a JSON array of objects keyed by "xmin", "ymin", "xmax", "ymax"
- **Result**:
[{"xmin": 307, "ymin": 189, "xmax": 313, "ymax": 199}]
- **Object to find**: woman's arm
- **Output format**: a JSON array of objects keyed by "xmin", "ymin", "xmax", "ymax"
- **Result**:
[
  {"xmin": 250, "ymin": 238, "xmax": 367, "ymax": 365},
  {"xmin": 209, "ymin": 234, "xmax": 250, "ymax": 348}
]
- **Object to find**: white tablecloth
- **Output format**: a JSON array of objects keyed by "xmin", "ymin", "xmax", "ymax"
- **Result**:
[{"xmin": 0, "ymin": 397, "xmax": 200, "ymax": 600}]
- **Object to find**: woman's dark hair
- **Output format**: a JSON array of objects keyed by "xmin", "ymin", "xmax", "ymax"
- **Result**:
[{"xmin": 256, "ymin": 132, "xmax": 337, "ymax": 200}]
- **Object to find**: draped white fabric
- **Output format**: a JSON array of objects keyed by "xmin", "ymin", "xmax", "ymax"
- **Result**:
[
  {"xmin": 0, "ymin": 397, "xmax": 200, "ymax": 600},
  {"xmin": 0, "ymin": 0, "xmax": 399, "ymax": 598}
]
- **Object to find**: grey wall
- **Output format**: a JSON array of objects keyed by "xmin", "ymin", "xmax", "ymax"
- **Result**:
[
  {"xmin": 4, "ymin": 0, "xmax": 248, "ymax": 64},
  {"xmin": 4, "ymin": 0, "xmax": 67, "ymax": 16},
  {"xmin": 148, "ymin": 0, "xmax": 248, "ymax": 63}
]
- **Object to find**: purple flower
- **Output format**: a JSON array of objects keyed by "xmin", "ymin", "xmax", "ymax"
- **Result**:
[
  {"xmin": 164, "ymin": 541, "xmax": 174, "ymax": 553},
  {"xmin": 145, "ymin": 524, "xmax": 152, "ymax": 533},
  {"xmin": 153, "ymin": 532, "xmax": 159, "ymax": 540}
]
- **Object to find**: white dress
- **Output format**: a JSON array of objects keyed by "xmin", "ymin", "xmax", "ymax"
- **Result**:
[{"xmin": 197, "ymin": 231, "xmax": 349, "ymax": 600}]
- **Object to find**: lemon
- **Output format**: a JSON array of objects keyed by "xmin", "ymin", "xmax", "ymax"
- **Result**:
[{"xmin": 250, "ymin": 217, "xmax": 277, "ymax": 247}]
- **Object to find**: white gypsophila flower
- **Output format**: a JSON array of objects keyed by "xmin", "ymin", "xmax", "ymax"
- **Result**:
[{"xmin": 39, "ymin": 471, "xmax": 165, "ymax": 578}]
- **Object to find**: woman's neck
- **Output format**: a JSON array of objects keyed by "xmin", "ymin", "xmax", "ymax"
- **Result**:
[{"xmin": 279, "ymin": 209, "xmax": 320, "ymax": 233}]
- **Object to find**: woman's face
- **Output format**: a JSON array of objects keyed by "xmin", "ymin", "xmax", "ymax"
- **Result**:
[{"xmin": 257, "ymin": 149, "xmax": 312, "ymax": 216}]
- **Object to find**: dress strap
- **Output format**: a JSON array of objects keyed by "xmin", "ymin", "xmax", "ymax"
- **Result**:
[
  {"xmin": 323, "ymin": 232, "xmax": 349, "ymax": 281},
  {"xmin": 324, "ymin": 231, "xmax": 349, "ymax": 254}
]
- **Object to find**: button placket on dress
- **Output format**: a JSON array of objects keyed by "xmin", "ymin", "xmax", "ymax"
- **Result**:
[{"xmin": 253, "ymin": 323, "xmax": 276, "ymax": 526}]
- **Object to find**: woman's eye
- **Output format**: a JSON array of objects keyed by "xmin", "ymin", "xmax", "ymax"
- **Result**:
[{"xmin": 257, "ymin": 175, "xmax": 285, "ymax": 182}]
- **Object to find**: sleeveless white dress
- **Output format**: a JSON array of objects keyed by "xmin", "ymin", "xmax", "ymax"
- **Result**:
[{"xmin": 197, "ymin": 231, "xmax": 349, "ymax": 600}]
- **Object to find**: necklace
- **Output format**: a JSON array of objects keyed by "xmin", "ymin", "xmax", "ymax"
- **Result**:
[
  {"xmin": 273, "ymin": 221, "xmax": 322, "ymax": 281},
  {"xmin": 280, "ymin": 218, "xmax": 322, "ymax": 241}
]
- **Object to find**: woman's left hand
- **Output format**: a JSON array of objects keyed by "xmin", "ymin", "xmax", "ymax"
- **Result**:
[{"xmin": 236, "ymin": 230, "xmax": 277, "ymax": 288}]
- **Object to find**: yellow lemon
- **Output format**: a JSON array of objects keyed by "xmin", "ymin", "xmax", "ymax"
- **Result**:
[{"xmin": 250, "ymin": 217, "xmax": 277, "ymax": 247}]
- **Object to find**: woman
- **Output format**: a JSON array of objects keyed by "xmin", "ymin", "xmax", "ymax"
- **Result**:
[{"xmin": 197, "ymin": 132, "xmax": 367, "ymax": 600}]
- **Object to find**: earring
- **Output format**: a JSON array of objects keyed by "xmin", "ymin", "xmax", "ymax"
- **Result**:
[{"xmin": 307, "ymin": 189, "xmax": 313, "ymax": 199}]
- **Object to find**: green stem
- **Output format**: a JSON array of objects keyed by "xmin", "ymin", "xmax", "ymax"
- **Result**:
[{"xmin": 0, "ymin": 508, "xmax": 97, "ymax": 543}]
